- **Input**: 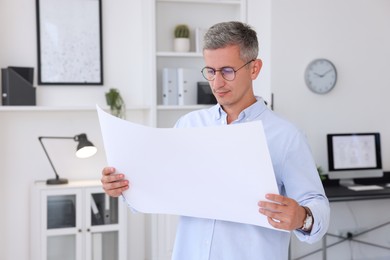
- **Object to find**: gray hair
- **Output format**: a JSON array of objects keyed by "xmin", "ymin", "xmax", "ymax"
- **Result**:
[{"xmin": 203, "ymin": 21, "xmax": 259, "ymax": 61}]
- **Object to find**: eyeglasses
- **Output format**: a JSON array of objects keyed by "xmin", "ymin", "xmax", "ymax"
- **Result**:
[{"xmin": 201, "ymin": 59, "xmax": 255, "ymax": 81}]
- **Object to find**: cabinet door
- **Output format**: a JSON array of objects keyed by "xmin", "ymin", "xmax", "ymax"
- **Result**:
[
  {"xmin": 85, "ymin": 187, "xmax": 126, "ymax": 260},
  {"xmin": 42, "ymin": 189, "xmax": 83, "ymax": 260}
]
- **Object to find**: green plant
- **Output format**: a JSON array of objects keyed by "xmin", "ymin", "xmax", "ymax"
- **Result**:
[
  {"xmin": 174, "ymin": 24, "xmax": 190, "ymax": 38},
  {"xmin": 317, "ymin": 166, "xmax": 326, "ymax": 181},
  {"xmin": 105, "ymin": 88, "xmax": 125, "ymax": 119}
]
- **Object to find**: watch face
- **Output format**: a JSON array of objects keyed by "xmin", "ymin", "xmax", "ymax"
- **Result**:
[{"xmin": 305, "ymin": 59, "xmax": 337, "ymax": 94}]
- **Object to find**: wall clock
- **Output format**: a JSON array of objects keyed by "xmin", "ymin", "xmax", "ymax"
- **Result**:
[{"xmin": 304, "ymin": 59, "xmax": 337, "ymax": 94}]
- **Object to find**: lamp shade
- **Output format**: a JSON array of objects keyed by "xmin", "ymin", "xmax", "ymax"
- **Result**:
[{"xmin": 75, "ymin": 134, "xmax": 97, "ymax": 158}]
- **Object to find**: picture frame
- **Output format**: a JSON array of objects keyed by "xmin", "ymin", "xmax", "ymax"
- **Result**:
[{"xmin": 36, "ymin": 0, "xmax": 103, "ymax": 85}]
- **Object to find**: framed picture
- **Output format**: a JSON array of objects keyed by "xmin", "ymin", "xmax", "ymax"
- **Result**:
[{"xmin": 36, "ymin": 0, "xmax": 103, "ymax": 85}]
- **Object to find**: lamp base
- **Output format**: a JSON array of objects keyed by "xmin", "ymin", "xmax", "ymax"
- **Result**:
[{"xmin": 46, "ymin": 178, "xmax": 68, "ymax": 185}]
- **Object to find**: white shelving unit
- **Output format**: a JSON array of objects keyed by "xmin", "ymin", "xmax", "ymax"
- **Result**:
[
  {"xmin": 30, "ymin": 180, "xmax": 127, "ymax": 260},
  {"xmin": 151, "ymin": 0, "xmax": 247, "ymax": 128},
  {"xmin": 146, "ymin": 1, "xmax": 247, "ymax": 259}
]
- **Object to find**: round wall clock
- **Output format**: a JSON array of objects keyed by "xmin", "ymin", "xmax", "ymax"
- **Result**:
[{"xmin": 304, "ymin": 59, "xmax": 337, "ymax": 94}]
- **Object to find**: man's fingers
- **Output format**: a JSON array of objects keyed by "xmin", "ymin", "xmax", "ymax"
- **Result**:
[
  {"xmin": 265, "ymin": 193, "xmax": 290, "ymax": 205},
  {"xmin": 102, "ymin": 174, "xmax": 128, "ymax": 189},
  {"xmin": 102, "ymin": 173, "xmax": 125, "ymax": 184},
  {"xmin": 102, "ymin": 166, "xmax": 115, "ymax": 176},
  {"xmin": 258, "ymin": 199, "xmax": 286, "ymax": 212}
]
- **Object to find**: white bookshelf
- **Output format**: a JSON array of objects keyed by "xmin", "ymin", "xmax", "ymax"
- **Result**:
[{"xmin": 146, "ymin": 1, "xmax": 247, "ymax": 259}]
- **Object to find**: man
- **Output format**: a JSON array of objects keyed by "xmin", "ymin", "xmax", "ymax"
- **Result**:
[{"xmin": 101, "ymin": 21, "xmax": 329, "ymax": 259}]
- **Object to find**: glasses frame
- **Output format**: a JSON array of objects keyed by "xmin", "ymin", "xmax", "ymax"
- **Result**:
[{"xmin": 201, "ymin": 59, "xmax": 255, "ymax": 81}]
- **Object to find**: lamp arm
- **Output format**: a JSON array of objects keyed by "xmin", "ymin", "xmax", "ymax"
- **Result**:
[{"xmin": 38, "ymin": 136, "xmax": 74, "ymax": 180}]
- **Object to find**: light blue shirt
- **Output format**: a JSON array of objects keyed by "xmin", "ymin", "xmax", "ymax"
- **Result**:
[{"xmin": 172, "ymin": 97, "xmax": 330, "ymax": 260}]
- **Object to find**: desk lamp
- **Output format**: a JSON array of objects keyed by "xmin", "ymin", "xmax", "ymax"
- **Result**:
[{"xmin": 38, "ymin": 133, "xmax": 97, "ymax": 185}]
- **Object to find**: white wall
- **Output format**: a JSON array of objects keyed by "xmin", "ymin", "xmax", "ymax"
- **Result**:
[
  {"xmin": 271, "ymin": 1, "xmax": 390, "ymax": 259},
  {"xmin": 0, "ymin": 0, "xmax": 149, "ymax": 107},
  {"xmin": 0, "ymin": 0, "xmax": 149, "ymax": 259},
  {"xmin": 1, "ymin": 0, "xmax": 390, "ymax": 259},
  {"xmin": 271, "ymin": 0, "xmax": 390, "ymax": 171}
]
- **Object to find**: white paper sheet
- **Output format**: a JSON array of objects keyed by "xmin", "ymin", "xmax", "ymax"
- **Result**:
[{"xmin": 97, "ymin": 106, "xmax": 280, "ymax": 230}]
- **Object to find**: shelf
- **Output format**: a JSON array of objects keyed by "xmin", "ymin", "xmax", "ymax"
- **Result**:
[
  {"xmin": 34, "ymin": 179, "xmax": 102, "ymax": 188},
  {"xmin": 157, "ymin": 51, "xmax": 203, "ymax": 58},
  {"xmin": 157, "ymin": 0, "xmax": 241, "ymax": 4},
  {"xmin": 0, "ymin": 105, "xmax": 151, "ymax": 112}
]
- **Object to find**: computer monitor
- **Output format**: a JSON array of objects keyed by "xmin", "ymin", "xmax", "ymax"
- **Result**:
[{"xmin": 327, "ymin": 133, "xmax": 383, "ymax": 187}]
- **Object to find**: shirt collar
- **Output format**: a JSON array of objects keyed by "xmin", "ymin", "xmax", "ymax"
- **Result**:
[{"xmin": 213, "ymin": 96, "xmax": 268, "ymax": 123}]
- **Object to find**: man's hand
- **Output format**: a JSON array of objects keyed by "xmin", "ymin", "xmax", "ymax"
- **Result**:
[
  {"xmin": 258, "ymin": 194, "xmax": 307, "ymax": 231},
  {"xmin": 101, "ymin": 167, "xmax": 129, "ymax": 197}
]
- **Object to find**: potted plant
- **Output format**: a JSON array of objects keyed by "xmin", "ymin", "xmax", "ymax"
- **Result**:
[
  {"xmin": 105, "ymin": 88, "xmax": 126, "ymax": 119},
  {"xmin": 174, "ymin": 24, "xmax": 190, "ymax": 52}
]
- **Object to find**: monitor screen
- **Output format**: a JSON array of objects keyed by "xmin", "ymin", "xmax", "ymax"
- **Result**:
[{"xmin": 327, "ymin": 133, "xmax": 383, "ymax": 183}]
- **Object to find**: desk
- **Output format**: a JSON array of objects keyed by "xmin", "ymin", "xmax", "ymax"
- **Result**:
[
  {"xmin": 325, "ymin": 172, "xmax": 390, "ymax": 202},
  {"xmin": 293, "ymin": 172, "xmax": 390, "ymax": 260}
]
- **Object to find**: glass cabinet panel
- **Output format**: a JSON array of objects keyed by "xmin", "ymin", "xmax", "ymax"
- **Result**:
[
  {"xmin": 47, "ymin": 235, "xmax": 76, "ymax": 260},
  {"xmin": 47, "ymin": 195, "xmax": 76, "ymax": 229},
  {"xmin": 91, "ymin": 231, "xmax": 119, "ymax": 260},
  {"xmin": 90, "ymin": 193, "xmax": 118, "ymax": 226}
]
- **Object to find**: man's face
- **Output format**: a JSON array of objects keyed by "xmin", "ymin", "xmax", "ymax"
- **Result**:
[{"xmin": 203, "ymin": 45, "xmax": 261, "ymax": 111}]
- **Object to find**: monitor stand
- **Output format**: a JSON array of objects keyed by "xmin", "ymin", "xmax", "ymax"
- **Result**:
[
  {"xmin": 338, "ymin": 178, "xmax": 356, "ymax": 187},
  {"xmin": 329, "ymin": 170, "xmax": 384, "ymax": 188}
]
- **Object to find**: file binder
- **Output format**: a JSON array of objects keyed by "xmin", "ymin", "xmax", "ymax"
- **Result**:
[
  {"xmin": 104, "ymin": 194, "xmax": 111, "ymax": 224},
  {"xmin": 162, "ymin": 68, "xmax": 178, "ymax": 105},
  {"xmin": 91, "ymin": 195, "xmax": 103, "ymax": 225},
  {"xmin": 1, "ymin": 67, "xmax": 36, "ymax": 105},
  {"xmin": 177, "ymin": 68, "xmax": 202, "ymax": 106},
  {"xmin": 197, "ymin": 82, "xmax": 217, "ymax": 104}
]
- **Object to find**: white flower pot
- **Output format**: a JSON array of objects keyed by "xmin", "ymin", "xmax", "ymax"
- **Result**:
[{"xmin": 174, "ymin": 38, "xmax": 190, "ymax": 52}]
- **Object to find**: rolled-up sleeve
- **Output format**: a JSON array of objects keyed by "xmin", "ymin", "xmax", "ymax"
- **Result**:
[{"xmin": 266, "ymin": 123, "xmax": 330, "ymax": 244}]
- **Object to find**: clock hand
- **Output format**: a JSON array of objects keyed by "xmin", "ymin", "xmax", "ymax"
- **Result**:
[{"xmin": 320, "ymin": 69, "xmax": 332, "ymax": 77}]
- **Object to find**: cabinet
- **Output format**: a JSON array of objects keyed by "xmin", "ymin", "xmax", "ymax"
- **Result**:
[
  {"xmin": 151, "ymin": 0, "xmax": 247, "ymax": 128},
  {"xmin": 30, "ymin": 180, "xmax": 127, "ymax": 260}
]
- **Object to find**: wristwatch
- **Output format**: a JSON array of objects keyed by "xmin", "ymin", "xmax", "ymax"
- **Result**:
[{"xmin": 301, "ymin": 206, "xmax": 313, "ymax": 232}]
